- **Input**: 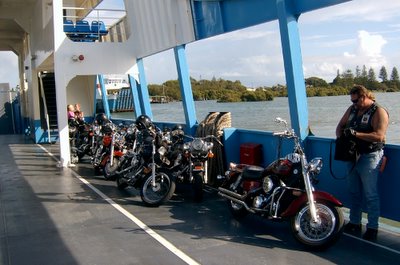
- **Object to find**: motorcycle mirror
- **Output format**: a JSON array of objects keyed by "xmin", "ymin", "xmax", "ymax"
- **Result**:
[{"xmin": 275, "ymin": 117, "xmax": 287, "ymax": 125}]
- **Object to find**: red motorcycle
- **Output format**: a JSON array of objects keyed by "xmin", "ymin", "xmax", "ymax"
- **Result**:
[
  {"xmin": 218, "ymin": 117, "xmax": 344, "ymax": 250},
  {"xmin": 92, "ymin": 122, "xmax": 118, "ymax": 176},
  {"xmin": 102, "ymin": 123, "xmax": 136, "ymax": 180}
]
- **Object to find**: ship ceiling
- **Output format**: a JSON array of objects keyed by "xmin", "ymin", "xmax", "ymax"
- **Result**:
[{"xmin": 0, "ymin": 0, "xmax": 36, "ymax": 54}]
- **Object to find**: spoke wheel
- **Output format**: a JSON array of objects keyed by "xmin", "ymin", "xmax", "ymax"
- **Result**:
[
  {"xmin": 140, "ymin": 171, "xmax": 175, "ymax": 207},
  {"xmin": 103, "ymin": 157, "xmax": 119, "ymax": 180},
  {"xmin": 291, "ymin": 202, "xmax": 344, "ymax": 250}
]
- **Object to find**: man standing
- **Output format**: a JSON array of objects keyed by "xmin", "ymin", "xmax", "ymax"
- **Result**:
[{"xmin": 336, "ymin": 85, "xmax": 389, "ymax": 241}]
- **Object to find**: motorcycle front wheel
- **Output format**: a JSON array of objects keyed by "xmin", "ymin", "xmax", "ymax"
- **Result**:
[
  {"xmin": 193, "ymin": 172, "xmax": 204, "ymax": 202},
  {"xmin": 116, "ymin": 176, "xmax": 128, "ymax": 190},
  {"xmin": 140, "ymin": 170, "xmax": 176, "ymax": 207},
  {"xmin": 291, "ymin": 201, "xmax": 344, "ymax": 250},
  {"xmin": 103, "ymin": 157, "xmax": 119, "ymax": 180}
]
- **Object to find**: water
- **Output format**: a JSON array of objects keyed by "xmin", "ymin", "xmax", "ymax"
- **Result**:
[{"xmin": 112, "ymin": 92, "xmax": 400, "ymax": 144}]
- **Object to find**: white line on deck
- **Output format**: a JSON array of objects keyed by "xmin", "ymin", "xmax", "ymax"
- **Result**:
[{"xmin": 38, "ymin": 144, "xmax": 201, "ymax": 265}]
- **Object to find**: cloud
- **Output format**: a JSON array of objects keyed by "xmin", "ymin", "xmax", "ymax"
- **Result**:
[
  {"xmin": 356, "ymin": 30, "xmax": 387, "ymax": 57},
  {"xmin": 345, "ymin": 30, "xmax": 388, "ymax": 68},
  {"xmin": 303, "ymin": 30, "xmax": 388, "ymax": 82}
]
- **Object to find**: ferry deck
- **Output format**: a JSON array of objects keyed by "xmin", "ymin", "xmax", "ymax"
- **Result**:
[
  {"xmin": 1, "ymin": 135, "xmax": 399, "ymax": 265},
  {"xmin": 1, "ymin": 1, "xmax": 400, "ymax": 264}
]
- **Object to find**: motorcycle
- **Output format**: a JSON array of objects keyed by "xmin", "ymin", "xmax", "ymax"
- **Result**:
[
  {"xmin": 92, "ymin": 121, "xmax": 115, "ymax": 175},
  {"xmin": 115, "ymin": 123, "xmax": 176, "ymax": 207},
  {"xmin": 101, "ymin": 124, "xmax": 129, "ymax": 180},
  {"xmin": 73, "ymin": 122, "xmax": 95, "ymax": 161},
  {"xmin": 166, "ymin": 127, "xmax": 222, "ymax": 202},
  {"xmin": 218, "ymin": 117, "xmax": 344, "ymax": 250}
]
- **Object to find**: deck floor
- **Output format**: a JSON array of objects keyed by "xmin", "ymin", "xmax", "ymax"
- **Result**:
[{"xmin": 1, "ymin": 135, "xmax": 399, "ymax": 265}]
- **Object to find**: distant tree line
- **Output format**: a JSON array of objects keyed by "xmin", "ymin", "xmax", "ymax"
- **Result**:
[{"xmin": 148, "ymin": 65, "xmax": 400, "ymax": 102}]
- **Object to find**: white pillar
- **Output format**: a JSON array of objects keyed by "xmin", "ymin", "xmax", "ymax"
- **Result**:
[{"xmin": 53, "ymin": 0, "xmax": 72, "ymax": 167}]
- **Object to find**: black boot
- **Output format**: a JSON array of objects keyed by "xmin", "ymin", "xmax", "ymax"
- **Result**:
[
  {"xmin": 344, "ymin": 222, "xmax": 362, "ymax": 235},
  {"xmin": 363, "ymin": 228, "xmax": 378, "ymax": 241}
]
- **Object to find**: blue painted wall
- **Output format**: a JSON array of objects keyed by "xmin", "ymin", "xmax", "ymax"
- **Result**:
[{"xmin": 223, "ymin": 127, "xmax": 400, "ymax": 222}]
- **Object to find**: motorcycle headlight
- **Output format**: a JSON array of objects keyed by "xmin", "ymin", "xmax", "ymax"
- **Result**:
[
  {"xmin": 262, "ymin": 176, "xmax": 274, "ymax": 193},
  {"xmin": 191, "ymin": 138, "xmax": 205, "ymax": 151},
  {"xmin": 308, "ymin": 158, "xmax": 323, "ymax": 174}
]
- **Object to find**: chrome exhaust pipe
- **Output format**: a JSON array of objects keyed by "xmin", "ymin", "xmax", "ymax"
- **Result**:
[
  {"xmin": 218, "ymin": 191, "xmax": 255, "ymax": 213},
  {"xmin": 218, "ymin": 187, "xmax": 247, "ymax": 200}
]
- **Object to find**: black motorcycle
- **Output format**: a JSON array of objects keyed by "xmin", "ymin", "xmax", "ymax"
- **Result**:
[
  {"xmin": 115, "ymin": 118, "xmax": 175, "ymax": 207},
  {"xmin": 218, "ymin": 117, "xmax": 344, "ymax": 250},
  {"xmin": 165, "ymin": 127, "xmax": 222, "ymax": 202},
  {"xmin": 91, "ymin": 121, "xmax": 115, "ymax": 175},
  {"xmin": 102, "ymin": 123, "xmax": 135, "ymax": 180},
  {"xmin": 74, "ymin": 122, "xmax": 95, "ymax": 161}
]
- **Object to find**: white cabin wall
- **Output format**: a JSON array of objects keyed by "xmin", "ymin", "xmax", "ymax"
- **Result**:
[
  {"xmin": 125, "ymin": 0, "xmax": 196, "ymax": 58},
  {"xmin": 66, "ymin": 75, "xmax": 96, "ymax": 118},
  {"xmin": 55, "ymin": 40, "xmax": 139, "ymax": 82}
]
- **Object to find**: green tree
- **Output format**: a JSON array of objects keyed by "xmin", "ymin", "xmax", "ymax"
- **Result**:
[
  {"xmin": 305, "ymin": 77, "xmax": 328, "ymax": 87},
  {"xmin": 367, "ymin": 67, "xmax": 377, "ymax": 82},
  {"xmin": 361, "ymin": 65, "xmax": 368, "ymax": 78},
  {"xmin": 331, "ymin": 70, "xmax": 341, "ymax": 85},
  {"xmin": 389, "ymin": 67, "xmax": 400, "ymax": 90},
  {"xmin": 354, "ymin": 65, "xmax": 368, "ymax": 86},
  {"xmin": 390, "ymin": 67, "xmax": 399, "ymax": 82},
  {"xmin": 366, "ymin": 67, "xmax": 381, "ymax": 90},
  {"xmin": 355, "ymin": 65, "xmax": 361, "ymax": 78},
  {"xmin": 379, "ymin": 66, "xmax": 388, "ymax": 82},
  {"xmin": 336, "ymin": 69, "xmax": 355, "ymax": 89}
]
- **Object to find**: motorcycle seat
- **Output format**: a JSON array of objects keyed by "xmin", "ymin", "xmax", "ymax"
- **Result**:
[{"xmin": 242, "ymin": 165, "xmax": 264, "ymax": 179}]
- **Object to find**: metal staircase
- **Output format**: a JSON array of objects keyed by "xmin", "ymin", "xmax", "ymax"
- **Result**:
[{"xmin": 39, "ymin": 72, "xmax": 58, "ymax": 142}]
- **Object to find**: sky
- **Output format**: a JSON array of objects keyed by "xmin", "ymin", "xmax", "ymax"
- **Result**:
[{"xmin": 1, "ymin": 0, "xmax": 400, "ymax": 89}]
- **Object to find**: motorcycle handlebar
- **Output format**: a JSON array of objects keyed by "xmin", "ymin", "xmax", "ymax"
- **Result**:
[{"xmin": 273, "ymin": 130, "xmax": 295, "ymax": 138}]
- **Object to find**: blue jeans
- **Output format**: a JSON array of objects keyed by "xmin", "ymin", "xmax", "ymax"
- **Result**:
[{"xmin": 347, "ymin": 149, "xmax": 383, "ymax": 229}]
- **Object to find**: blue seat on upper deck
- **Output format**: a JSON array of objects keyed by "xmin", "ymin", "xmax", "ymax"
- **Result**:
[
  {"xmin": 91, "ymin": 21, "xmax": 108, "ymax": 36},
  {"xmin": 75, "ymin": 19, "xmax": 99, "ymax": 41},
  {"xmin": 75, "ymin": 20, "xmax": 92, "ymax": 34},
  {"xmin": 63, "ymin": 19, "xmax": 76, "ymax": 33}
]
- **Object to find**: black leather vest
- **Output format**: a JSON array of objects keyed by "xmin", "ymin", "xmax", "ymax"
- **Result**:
[{"xmin": 347, "ymin": 103, "xmax": 384, "ymax": 154}]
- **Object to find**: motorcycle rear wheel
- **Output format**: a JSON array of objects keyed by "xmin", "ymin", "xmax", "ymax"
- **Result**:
[
  {"xmin": 103, "ymin": 157, "xmax": 119, "ymax": 180},
  {"xmin": 140, "ymin": 170, "xmax": 176, "ymax": 207},
  {"xmin": 291, "ymin": 201, "xmax": 344, "ymax": 250}
]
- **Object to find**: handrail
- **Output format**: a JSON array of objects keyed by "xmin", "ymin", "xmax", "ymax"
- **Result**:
[{"xmin": 38, "ymin": 73, "xmax": 51, "ymax": 144}]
